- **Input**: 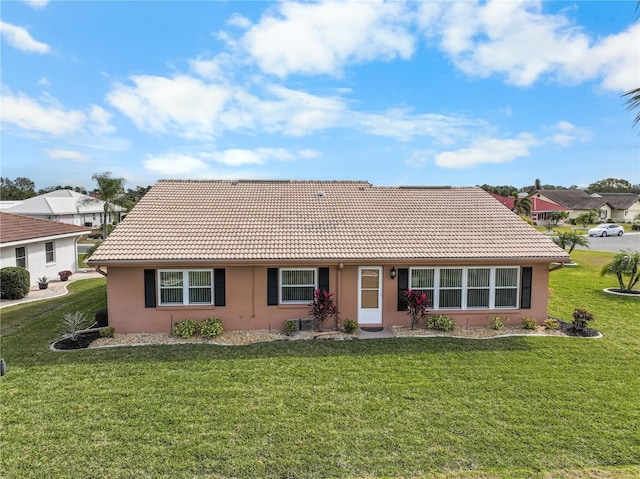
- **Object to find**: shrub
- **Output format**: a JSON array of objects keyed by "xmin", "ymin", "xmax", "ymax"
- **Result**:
[
  {"xmin": 201, "ymin": 317, "xmax": 223, "ymax": 339},
  {"xmin": 37, "ymin": 276, "xmax": 49, "ymax": 284},
  {"xmin": 95, "ymin": 308, "xmax": 108, "ymax": 327},
  {"xmin": 0, "ymin": 267, "xmax": 30, "ymax": 300},
  {"xmin": 284, "ymin": 319, "xmax": 298, "ymax": 336},
  {"xmin": 61, "ymin": 311, "xmax": 91, "ymax": 341},
  {"xmin": 172, "ymin": 319, "xmax": 200, "ymax": 338},
  {"xmin": 405, "ymin": 289, "xmax": 430, "ymax": 330},
  {"xmin": 489, "ymin": 315, "xmax": 509, "ymax": 330},
  {"xmin": 343, "ymin": 318, "xmax": 358, "ymax": 334},
  {"xmin": 58, "ymin": 270, "xmax": 73, "ymax": 278},
  {"xmin": 310, "ymin": 289, "xmax": 338, "ymax": 331},
  {"xmin": 543, "ymin": 318, "xmax": 559, "ymax": 330},
  {"xmin": 572, "ymin": 309, "xmax": 594, "ymax": 331},
  {"xmin": 100, "ymin": 326, "xmax": 115, "ymax": 338},
  {"xmin": 425, "ymin": 314, "xmax": 455, "ymax": 331},
  {"xmin": 521, "ymin": 317, "xmax": 537, "ymax": 330}
]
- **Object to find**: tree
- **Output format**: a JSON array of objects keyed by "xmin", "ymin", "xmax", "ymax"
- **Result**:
[
  {"xmin": 575, "ymin": 210, "xmax": 598, "ymax": 228},
  {"xmin": 82, "ymin": 172, "xmax": 127, "ymax": 239},
  {"xmin": 601, "ymin": 250, "xmax": 640, "ymax": 292},
  {"xmin": 586, "ymin": 178, "xmax": 632, "ymax": 193},
  {"xmin": 534, "ymin": 178, "xmax": 542, "ymax": 190},
  {"xmin": 546, "ymin": 210, "xmax": 569, "ymax": 229},
  {"xmin": 624, "ymin": 87, "xmax": 640, "ymax": 132},
  {"xmin": 552, "ymin": 231, "xmax": 590, "ymax": 254},
  {"xmin": 511, "ymin": 191, "xmax": 532, "ymax": 216},
  {"xmin": 479, "ymin": 184, "xmax": 518, "ymax": 197},
  {"xmin": 0, "ymin": 177, "xmax": 36, "ymax": 200}
]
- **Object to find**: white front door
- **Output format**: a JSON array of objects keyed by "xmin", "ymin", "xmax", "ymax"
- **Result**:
[{"xmin": 358, "ymin": 266, "xmax": 382, "ymax": 325}]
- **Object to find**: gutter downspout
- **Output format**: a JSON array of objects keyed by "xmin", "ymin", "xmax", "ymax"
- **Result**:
[
  {"xmin": 94, "ymin": 266, "xmax": 108, "ymax": 277},
  {"xmin": 549, "ymin": 262, "xmax": 565, "ymax": 272}
]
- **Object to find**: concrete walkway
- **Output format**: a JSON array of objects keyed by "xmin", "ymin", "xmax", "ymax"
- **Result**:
[{"xmin": 0, "ymin": 270, "xmax": 104, "ymax": 309}]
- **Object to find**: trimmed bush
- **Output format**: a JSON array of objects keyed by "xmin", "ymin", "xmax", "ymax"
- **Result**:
[
  {"xmin": 521, "ymin": 317, "xmax": 538, "ymax": 330},
  {"xmin": 343, "ymin": 318, "xmax": 358, "ymax": 334},
  {"xmin": 200, "ymin": 317, "xmax": 223, "ymax": 339},
  {"xmin": 172, "ymin": 319, "xmax": 200, "ymax": 339},
  {"xmin": 572, "ymin": 309, "xmax": 594, "ymax": 331},
  {"xmin": 425, "ymin": 314, "xmax": 455, "ymax": 332},
  {"xmin": 0, "ymin": 267, "xmax": 30, "ymax": 300},
  {"xmin": 100, "ymin": 326, "xmax": 115, "ymax": 338},
  {"xmin": 489, "ymin": 315, "xmax": 509, "ymax": 330},
  {"xmin": 544, "ymin": 318, "xmax": 559, "ymax": 330},
  {"xmin": 95, "ymin": 308, "xmax": 108, "ymax": 327}
]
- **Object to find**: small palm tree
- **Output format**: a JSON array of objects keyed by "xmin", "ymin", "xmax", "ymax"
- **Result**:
[
  {"xmin": 552, "ymin": 231, "xmax": 590, "ymax": 254},
  {"xmin": 601, "ymin": 250, "xmax": 640, "ymax": 292},
  {"xmin": 624, "ymin": 87, "xmax": 640, "ymax": 132},
  {"xmin": 79, "ymin": 172, "xmax": 127, "ymax": 239},
  {"xmin": 511, "ymin": 191, "xmax": 532, "ymax": 216}
]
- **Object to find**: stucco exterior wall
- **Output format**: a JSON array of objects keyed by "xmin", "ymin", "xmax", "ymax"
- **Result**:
[
  {"xmin": 0, "ymin": 236, "xmax": 80, "ymax": 284},
  {"xmin": 106, "ymin": 261, "xmax": 554, "ymax": 334}
]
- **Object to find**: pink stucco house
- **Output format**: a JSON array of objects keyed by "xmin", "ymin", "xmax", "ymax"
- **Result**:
[{"xmin": 88, "ymin": 180, "xmax": 570, "ymax": 333}]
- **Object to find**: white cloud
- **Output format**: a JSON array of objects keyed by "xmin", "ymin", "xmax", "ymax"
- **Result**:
[
  {"xmin": 46, "ymin": 149, "xmax": 90, "ymax": 162},
  {"xmin": 434, "ymin": 134, "xmax": 539, "ymax": 169},
  {"xmin": 417, "ymin": 1, "xmax": 639, "ymax": 91},
  {"xmin": 549, "ymin": 121, "xmax": 591, "ymax": 147},
  {"xmin": 0, "ymin": 88, "xmax": 85, "ymax": 134},
  {"xmin": 38, "ymin": 77, "xmax": 50, "ymax": 86},
  {"xmin": 203, "ymin": 147, "xmax": 294, "ymax": 167},
  {"xmin": 240, "ymin": 1, "xmax": 415, "ymax": 77},
  {"xmin": 107, "ymin": 75, "xmax": 230, "ymax": 140},
  {"xmin": 88, "ymin": 105, "xmax": 116, "ymax": 135},
  {"xmin": 23, "ymin": 0, "xmax": 49, "ymax": 8},
  {"xmin": 227, "ymin": 13, "xmax": 251, "ymax": 29},
  {"xmin": 0, "ymin": 21, "xmax": 50, "ymax": 54},
  {"xmin": 298, "ymin": 149, "xmax": 320, "ymax": 159},
  {"xmin": 143, "ymin": 154, "xmax": 210, "ymax": 176}
]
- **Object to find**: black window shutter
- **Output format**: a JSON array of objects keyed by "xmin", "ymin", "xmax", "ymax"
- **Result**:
[
  {"xmin": 397, "ymin": 268, "xmax": 409, "ymax": 311},
  {"xmin": 144, "ymin": 269, "xmax": 156, "ymax": 308},
  {"xmin": 521, "ymin": 267, "xmax": 532, "ymax": 309},
  {"xmin": 267, "ymin": 268, "xmax": 278, "ymax": 305},
  {"xmin": 318, "ymin": 267, "xmax": 329, "ymax": 293},
  {"xmin": 214, "ymin": 269, "xmax": 226, "ymax": 306}
]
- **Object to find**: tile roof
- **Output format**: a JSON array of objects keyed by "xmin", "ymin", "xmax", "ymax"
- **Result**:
[
  {"xmin": 488, "ymin": 193, "xmax": 567, "ymax": 212},
  {"xmin": 591, "ymin": 193, "xmax": 640, "ymax": 210},
  {"xmin": 3, "ymin": 189, "xmax": 124, "ymax": 215},
  {"xmin": 89, "ymin": 180, "xmax": 570, "ymax": 263},
  {"xmin": 0, "ymin": 212, "xmax": 90, "ymax": 244}
]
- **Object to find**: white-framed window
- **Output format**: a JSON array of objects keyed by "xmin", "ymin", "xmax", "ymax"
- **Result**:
[
  {"xmin": 409, "ymin": 266, "xmax": 519, "ymax": 310},
  {"xmin": 15, "ymin": 247, "xmax": 26, "ymax": 268},
  {"xmin": 158, "ymin": 269, "xmax": 213, "ymax": 305},
  {"xmin": 280, "ymin": 268, "xmax": 317, "ymax": 304},
  {"xmin": 45, "ymin": 241, "xmax": 55, "ymax": 264}
]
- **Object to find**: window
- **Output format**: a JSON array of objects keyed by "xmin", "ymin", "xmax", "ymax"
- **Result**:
[
  {"xmin": 158, "ymin": 270, "xmax": 213, "ymax": 305},
  {"xmin": 410, "ymin": 266, "xmax": 520, "ymax": 310},
  {"xmin": 439, "ymin": 268, "xmax": 463, "ymax": 309},
  {"xmin": 45, "ymin": 241, "xmax": 55, "ymax": 263},
  {"xmin": 281, "ymin": 268, "xmax": 316, "ymax": 303},
  {"xmin": 467, "ymin": 268, "xmax": 490, "ymax": 308},
  {"xmin": 495, "ymin": 267, "xmax": 518, "ymax": 308},
  {"xmin": 15, "ymin": 247, "xmax": 26, "ymax": 268}
]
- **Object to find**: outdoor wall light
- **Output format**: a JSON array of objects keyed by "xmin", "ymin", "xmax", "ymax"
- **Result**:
[{"xmin": 390, "ymin": 267, "xmax": 397, "ymax": 279}]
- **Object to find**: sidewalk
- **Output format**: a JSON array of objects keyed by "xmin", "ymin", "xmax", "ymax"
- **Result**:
[{"xmin": 0, "ymin": 270, "xmax": 104, "ymax": 309}]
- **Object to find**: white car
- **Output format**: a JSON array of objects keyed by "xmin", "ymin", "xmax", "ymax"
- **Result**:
[{"xmin": 588, "ymin": 223, "xmax": 624, "ymax": 237}]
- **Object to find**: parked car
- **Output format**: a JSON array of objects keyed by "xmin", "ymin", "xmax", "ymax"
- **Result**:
[{"xmin": 588, "ymin": 223, "xmax": 624, "ymax": 237}]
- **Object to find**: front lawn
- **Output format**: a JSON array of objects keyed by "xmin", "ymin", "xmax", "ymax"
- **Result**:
[{"xmin": 1, "ymin": 252, "xmax": 639, "ymax": 478}]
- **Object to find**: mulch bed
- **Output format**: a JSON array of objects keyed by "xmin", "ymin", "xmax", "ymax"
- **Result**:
[
  {"xmin": 557, "ymin": 319, "xmax": 600, "ymax": 338},
  {"xmin": 53, "ymin": 331, "xmax": 101, "ymax": 350}
]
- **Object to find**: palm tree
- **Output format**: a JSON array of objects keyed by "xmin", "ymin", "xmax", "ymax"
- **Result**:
[
  {"xmin": 551, "ymin": 231, "xmax": 590, "ymax": 254},
  {"xmin": 624, "ymin": 88, "xmax": 640, "ymax": 131},
  {"xmin": 601, "ymin": 250, "xmax": 640, "ymax": 292},
  {"xmin": 80, "ymin": 172, "xmax": 127, "ymax": 239},
  {"xmin": 511, "ymin": 191, "xmax": 532, "ymax": 216}
]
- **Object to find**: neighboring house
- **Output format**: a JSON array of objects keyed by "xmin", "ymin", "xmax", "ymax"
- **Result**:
[
  {"xmin": 488, "ymin": 193, "xmax": 568, "ymax": 225},
  {"xmin": 0, "ymin": 212, "xmax": 90, "ymax": 284},
  {"xmin": 88, "ymin": 180, "xmax": 570, "ymax": 334},
  {"xmin": 531, "ymin": 190, "xmax": 640, "ymax": 222},
  {"xmin": 3, "ymin": 189, "xmax": 125, "ymax": 228}
]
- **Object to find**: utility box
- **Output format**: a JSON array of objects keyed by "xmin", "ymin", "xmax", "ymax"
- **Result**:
[{"xmin": 299, "ymin": 318, "xmax": 314, "ymax": 331}]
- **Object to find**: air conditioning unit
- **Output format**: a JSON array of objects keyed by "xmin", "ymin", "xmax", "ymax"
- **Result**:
[{"xmin": 299, "ymin": 318, "xmax": 314, "ymax": 331}]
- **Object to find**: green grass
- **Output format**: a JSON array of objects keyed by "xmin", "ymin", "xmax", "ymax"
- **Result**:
[
  {"xmin": 77, "ymin": 253, "xmax": 89, "ymax": 268},
  {"xmin": 1, "ymin": 254, "xmax": 639, "ymax": 478}
]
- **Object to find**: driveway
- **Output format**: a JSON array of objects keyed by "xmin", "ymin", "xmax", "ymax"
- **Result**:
[{"xmin": 574, "ymin": 231, "xmax": 640, "ymax": 253}]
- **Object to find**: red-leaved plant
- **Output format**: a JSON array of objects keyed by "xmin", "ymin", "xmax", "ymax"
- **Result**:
[
  {"xmin": 310, "ymin": 289, "xmax": 338, "ymax": 331},
  {"xmin": 405, "ymin": 289, "xmax": 429, "ymax": 330}
]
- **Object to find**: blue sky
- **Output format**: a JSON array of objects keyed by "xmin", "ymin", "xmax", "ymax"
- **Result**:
[{"xmin": 1, "ymin": 0, "xmax": 638, "ymax": 191}]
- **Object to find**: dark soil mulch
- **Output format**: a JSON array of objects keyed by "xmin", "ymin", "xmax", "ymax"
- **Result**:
[
  {"xmin": 53, "ymin": 331, "xmax": 101, "ymax": 350},
  {"xmin": 558, "ymin": 319, "xmax": 600, "ymax": 338}
]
